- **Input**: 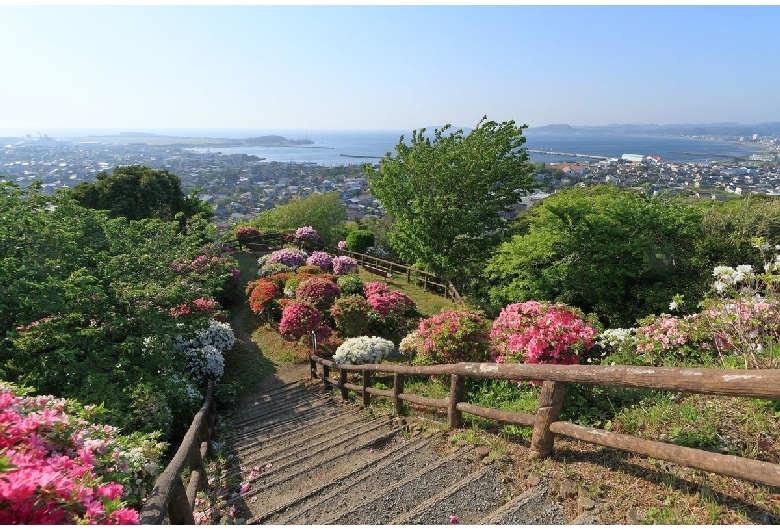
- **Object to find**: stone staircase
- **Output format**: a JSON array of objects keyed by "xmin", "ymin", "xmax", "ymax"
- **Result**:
[{"xmin": 216, "ymin": 379, "xmax": 595, "ymax": 525}]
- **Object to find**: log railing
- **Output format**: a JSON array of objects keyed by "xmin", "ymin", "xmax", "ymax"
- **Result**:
[
  {"xmin": 139, "ymin": 380, "xmax": 217, "ymax": 524},
  {"xmin": 309, "ymin": 353, "xmax": 780, "ymax": 488}
]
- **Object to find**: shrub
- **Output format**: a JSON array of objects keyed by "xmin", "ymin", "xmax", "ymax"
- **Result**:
[
  {"xmin": 337, "ymin": 240, "xmax": 347, "ymax": 250},
  {"xmin": 333, "ymin": 336, "xmax": 394, "ymax": 365},
  {"xmin": 295, "ymin": 276, "xmax": 341, "ymax": 311},
  {"xmin": 332, "ymin": 255, "xmax": 359, "ymax": 275},
  {"xmin": 330, "ymin": 295, "xmax": 373, "ymax": 337},
  {"xmin": 306, "ymin": 251, "xmax": 333, "ymax": 272},
  {"xmin": 336, "ymin": 274, "xmax": 365, "ymax": 297},
  {"xmin": 279, "ymin": 301, "xmax": 323, "ymax": 341},
  {"xmin": 411, "ymin": 310, "xmax": 493, "ymax": 366},
  {"xmin": 258, "ymin": 262, "xmax": 297, "ymax": 278},
  {"xmin": 175, "ymin": 320, "xmax": 235, "ymax": 383},
  {"xmin": 235, "ymin": 225, "xmax": 261, "ymax": 241},
  {"xmin": 345, "ymin": 229, "xmax": 375, "ymax": 254},
  {"xmin": 594, "ymin": 328, "xmax": 639, "ymax": 365},
  {"xmin": 0, "ymin": 383, "xmax": 166, "ymax": 523},
  {"xmin": 366, "ymin": 289, "xmax": 417, "ymax": 334},
  {"xmin": 248, "ymin": 280, "xmax": 280, "ymax": 315},
  {"xmin": 266, "ymin": 248, "xmax": 307, "ymax": 268},
  {"xmin": 491, "ymin": 301, "xmax": 597, "ymax": 366},
  {"xmin": 363, "ymin": 281, "xmax": 391, "ymax": 298}
]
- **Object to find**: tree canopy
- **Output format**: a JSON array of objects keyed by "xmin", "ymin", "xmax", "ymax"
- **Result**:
[
  {"xmin": 364, "ymin": 117, "xmax": 533, "ymax": 287},
  {"xmin": 483, "ymin": 186, "xmax": 705, "ymax": 328},
  {"xmin": 249, "ymin": 191, "xmax": 346, "ymax": 246},
  {"xmin": 72, "ymin": 165, "xmax": 211, "ymax": 221}
]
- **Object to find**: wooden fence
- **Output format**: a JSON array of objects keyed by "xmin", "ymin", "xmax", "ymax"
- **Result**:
[
  {"xmin": 309, "ymin": 352, "xmax": 780, "ymax": 489},
  {"xmin": 139, "ymin": 381, "xmax": 217, "ymax": 525}
]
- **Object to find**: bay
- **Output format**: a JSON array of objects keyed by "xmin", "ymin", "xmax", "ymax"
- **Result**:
[{"xmin": 185, "ymin": 129, "xmax": 761, "ymax": 167}]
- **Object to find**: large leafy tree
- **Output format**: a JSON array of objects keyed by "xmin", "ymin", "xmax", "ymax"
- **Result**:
[
  {"xmin": 364, "ymin": 116, "xmax": 533, "ymax": 288},
  {"xmin": 72, "ymin": 165, "xmax": 211, "ymax": 221},
  {"xmin": 250, "ymin": 191, "xmax": 346, "ymax": 246},
  {"xmin": 483, "ymin": 186, "xmax": 705, "ymax": 328}
]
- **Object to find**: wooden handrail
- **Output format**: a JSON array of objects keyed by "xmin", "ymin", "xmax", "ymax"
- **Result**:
[
  {"xmin": 309, "ymin": 354, "xmax": 780, "ymax": 488},
  {"xmin": 139, "ymin": 380, "xmax": 217, "ymax": 525}
]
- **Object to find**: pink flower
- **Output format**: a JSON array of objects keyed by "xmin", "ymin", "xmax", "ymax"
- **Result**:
[{"xmin": 450, "ymin": 514, "xmax": 459, "ymax": 524}]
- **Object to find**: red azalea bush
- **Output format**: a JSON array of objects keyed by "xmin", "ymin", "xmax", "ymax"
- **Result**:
[
  {"xmin": 411, "ymin": 309, "xmax": 493, "ymax": 366},
  {"xmin": 247, "ymin": 279, "xmax": 280, "ymax": 315},
  {"xmin": 330, "ymin": 295, "xmax": 373, "ymax": 337},
  {"xmin": 295, "ymin": 276, "xmax": 341, "ymax": 311},
  {"xmin": 490, "ymin": 301, "xmax": 597, "ymax": 366}
]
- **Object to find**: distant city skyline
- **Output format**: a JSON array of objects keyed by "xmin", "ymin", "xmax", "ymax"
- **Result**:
[{"xmin": 2, "ymin": 5, "xmax": 779, "ymax": 137}]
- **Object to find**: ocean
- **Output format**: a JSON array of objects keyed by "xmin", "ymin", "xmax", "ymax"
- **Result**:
[{"xmin": 182, "ymin": 129, "xmax": 761, "ymax": 167}]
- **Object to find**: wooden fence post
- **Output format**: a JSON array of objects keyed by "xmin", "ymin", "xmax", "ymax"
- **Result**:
[
  {"xmin": 530, "ymin": 380, "xmax": 567, "ymax": 459},
  {"xmin": 340, "ymin": 368, "xmax": 349, "ymax": 399},
  {"xmin": 310, "ymin": 358, "xmax": 317, "ymax": 380},
  {"xmin": 362, "ymin": 369, "xmax": 371, "ymax": 407},
  {"xmin": 323, "ymin": 365, "xmax": 330, "ymax": 390},
  {"xmin": 167, "ymin": 478, "xmax": 195, "ymax": 525},
  {"xmin": 393, "ymin": 373, "xmax": 405, "ymax": 416},
  {"xmin": 448, "ymin": 375, "xmax": 465, "ymax": 429}
]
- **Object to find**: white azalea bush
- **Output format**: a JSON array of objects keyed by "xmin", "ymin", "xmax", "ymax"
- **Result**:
[
  {"xmin": 175, "ymin": 319, "xmax": 235, "ymax": 383},
  {"xmin": 592, "ymin": 328, "xmax": 638, "ymax": 364},
  {"xmin": 333, "ymin": 336, "xmax": 395, "ymax": 365}
]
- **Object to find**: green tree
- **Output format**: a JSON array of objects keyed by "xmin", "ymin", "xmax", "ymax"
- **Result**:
[
  {"xmin": 364, "ymin": 116, "xmax": 533, "ymax": 288},
  {"xmin": 483, "ymin": 186, "xmax": 705, "ymax": 327},
  {"xmin": 345, "ymin": 229, "xmax": 375, "ymax": 253},
  {"xmin": 72, "ymin": 165, "xmax": 210, "ymax": 221},
  {"xmin": 250, "ymin": 191, "xmax": 346, "ymax": 246}
]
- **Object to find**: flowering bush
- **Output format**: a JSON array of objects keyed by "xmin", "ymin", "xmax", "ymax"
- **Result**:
[
  {"xmin": 306, "ymin": 251, "xmax": 333, "ymax": 272},
  {"xmin": 366, "ymin": 246, "xmax": 390, "ymax": 259},
  {"xmin": 279, "ymin": 301, "xmax": 324, "ymax": 341},
  {"xmin": 258, "ymin": 261, "xmax": 298, "ymax": 278},
  {"xmin": 295, "ymin": 225, "xmax": 322, "ymax": 244},
  {"xmin": 336, "ymin": 274, "xmax": 365, "ymax": 296},
  {"xmin": 364, "ymin": 281, "xmax": 391, "ymax": 298},
  {"xmin": 490, "ymin": 301, "xmax": 596, "ymax": 365},
  {"xmin": 0, "ymin": 383, "xmax": 167, "ymax": 524},
  {"xmin": 295, "ymin": 276, "xmax": 341, "ymax": 310},
  {"xmin": 411, "ymin": 310, "xmax": 493, "ymax": 366},
  {"xmin": 593, "ymin": 328, "xmax": 638, "ymax": 364},
  {"xmin": 332, "ymin": 255, "xmax": 359, "ymax": 275},
  {"xmin": 337, "ymin": 240, "xmax": 347, "ymax": 250},
  {"xmin": 266, "ymin": 248, "xmax": 307, "ymax": 269},
  {"xmin": 333, "ymin": 336, "xmax": 395, "ymax": 365},
  {"xmin": 366, "ymin": 289, "xmax": 417, "ymax": 334},
  {"xmin": 175, "ymin": 320, "xmax": 235, "ymax": 383},
  {"xmin": 247, "ymin": 279, "xmax": 280, "ymax": 315},
  {"xmin": 330, "ymin": 295, "xmax": 373, "ymax": 337},
  {"xmin": 398, "ymin": 331, "xmax": 420, "ymax": 362},
  {"xmin": 235, "ymin": 225, "xmax": 261, "ymax": 241}
]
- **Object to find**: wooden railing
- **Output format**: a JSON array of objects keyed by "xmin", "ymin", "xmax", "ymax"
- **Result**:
[
  {"xmin": 309, "ymin": 353, "xmax": 780, "ymax": 488},
  {"xmin": 139, "ymin": 380, "xmax": 217, "ymax": 524}
]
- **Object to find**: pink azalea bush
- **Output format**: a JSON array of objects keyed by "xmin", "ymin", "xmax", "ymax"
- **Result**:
[
  {"xmin": 366, "ymin": 289, "xmax": 417, "ymax": 334},
  {"xmin": 235, "ymin": 225, "xmax": 261, "ymax": 241},
  {"xmin": 337, "ymin": 240, "xmax": 347, "ymax": 250},
  {"xmin": 364, "ymin": 281, "xmax": 391, "ymax": 298},
  {"xmin": 410, "ymin": 310, "xmax": 493, "ymax": 366},
  {"xmin": 332, "ymin": 255, "xmax": 358, "ymax": 275},
  {"xmin": 490, "ymin": 301, "xmax": 597, "ymax": 366},
  {"xmin": 0, "ymin": 384, "xmax": 166, "ymax": 524},
  {"xmin": 306, "ymin": 251, "xmax": 333, "ymax": 272},
  {"xmin": 294, "ymin": 226, "xmax": 322, "ymax": 246}
]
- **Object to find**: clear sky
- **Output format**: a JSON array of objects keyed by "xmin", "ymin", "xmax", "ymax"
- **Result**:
[{"xmin": 1, "ymin": 4, "xmax": 779, "ymax": 136}]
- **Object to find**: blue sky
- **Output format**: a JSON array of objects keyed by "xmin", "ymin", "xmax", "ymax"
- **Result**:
[{"xmin": 2, "ymin": 5, "xmax": 779, "ymax": 136}]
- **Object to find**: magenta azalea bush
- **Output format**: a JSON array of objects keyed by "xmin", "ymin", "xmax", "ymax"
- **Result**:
[
  {"xmin": 410, "ymin": 310, "xmax": 493, "ymax": 366},
  {"xmin": 0, "ymin": 383, "xmax": 167, "ymax": 524},
  {"xmin": 490, "ymin": 301, "xmax": 597, "ymax": 365},
  {"xmin": 278, "ymin": 301, "xmax": 331, "ymax": 341},
  {"xmin": 295, "ymin": 276, "xmax": 341, "ymax": 311},
  {"xmin": 306, "ymin": 251, "xmax": 333, "ymax": 272},
  {"xmin": 363, "ymin": 281, "xmax": 391, "ymax": 298},
  {"xmin": 294, "ymin": 226, "xmax": 322, "ymax": 245},
  {"xmin": 332, "ymin": 255, "xmax": 359, "ymax": 275},
  {"xmin": 366, "ymin": 289, "xmax": 417, "ymax": 334}
]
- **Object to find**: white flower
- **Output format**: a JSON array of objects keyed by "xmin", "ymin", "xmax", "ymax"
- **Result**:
[
  {"xmin": 333, "ymin": 336, "xmax": 395, "ymax": 365},
  {"xmin": 669, "ymin": 300, "xmax": 678, "ymax": 311}
]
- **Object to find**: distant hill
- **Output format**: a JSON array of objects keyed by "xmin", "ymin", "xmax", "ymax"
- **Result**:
[{"xmin": 527, "ymin": 122, "xmax": 780, "ymax": 137}]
